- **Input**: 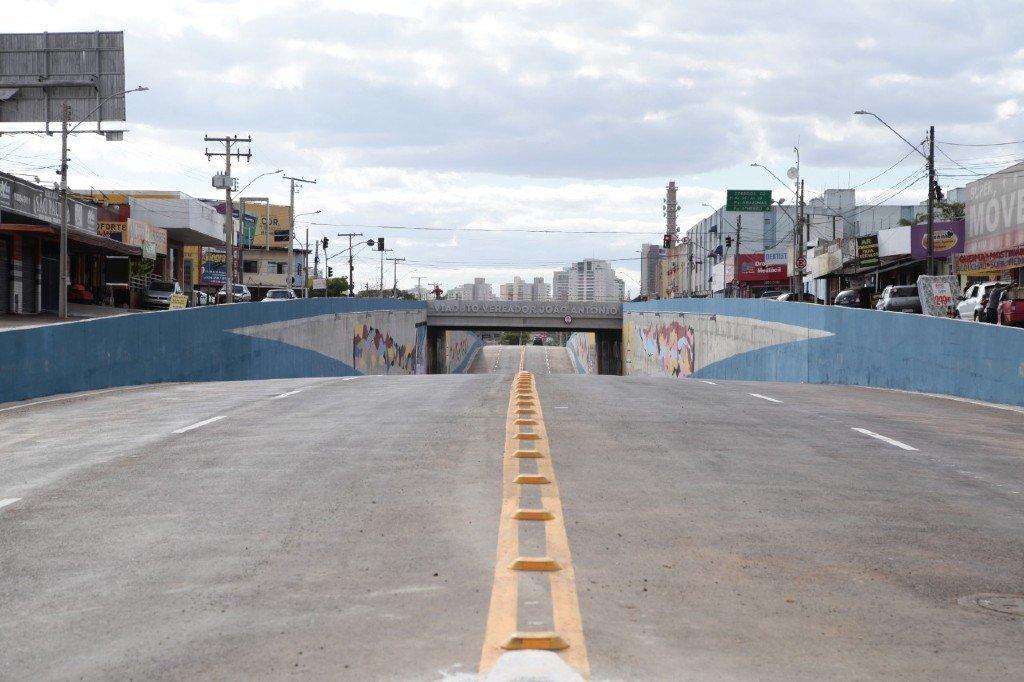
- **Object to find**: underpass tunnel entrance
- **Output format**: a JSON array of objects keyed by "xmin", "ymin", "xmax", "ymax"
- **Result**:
[{"xmin": 425, "ymin": 324, "xmax": 622, "ymax": 375}]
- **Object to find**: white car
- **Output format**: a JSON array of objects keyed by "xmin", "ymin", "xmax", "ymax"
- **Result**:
[
  {"xmin": 957, "ymin": 281, "xmax": 1010, "ymax": 321},
  {"xmin": 261, "ymin": 289, "xmax": 297, "ymax": 302},
  {"xmin": 216, "ymin": 284, "xmax": 252, "ymax": 303}
]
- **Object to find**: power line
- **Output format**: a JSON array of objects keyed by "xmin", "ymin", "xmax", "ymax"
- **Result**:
[
  {"xmin": 310, "ymin": 222, "xmax": 662, "ymax": 235},
  {"xmin": 939, "ymin": 138, "xmax": 1024, "ymax": 147}
]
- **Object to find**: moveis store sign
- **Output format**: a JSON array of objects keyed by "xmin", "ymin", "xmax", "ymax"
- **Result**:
[{"xmin": 736, "ymin": 252, "xmax": 787, "ymax": 282}]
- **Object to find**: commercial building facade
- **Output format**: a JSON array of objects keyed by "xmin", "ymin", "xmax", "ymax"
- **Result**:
[{"xmin": 958, "ymin": 163, "xmax": 1024, "ymax": 284}]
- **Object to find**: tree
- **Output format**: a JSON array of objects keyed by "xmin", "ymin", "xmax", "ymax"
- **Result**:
[{"xmin": 900, "ymin": 201, "xmax": 965, "ymax": 227}]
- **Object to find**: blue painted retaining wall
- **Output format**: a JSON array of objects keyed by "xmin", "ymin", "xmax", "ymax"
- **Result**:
[
  {"xmin": 626, "ymin": 299, "xmax": 1024, "ymax": 408},
  {"xmin": 0, "ymin": 298, "xmax": 426, "ymax": 404}
]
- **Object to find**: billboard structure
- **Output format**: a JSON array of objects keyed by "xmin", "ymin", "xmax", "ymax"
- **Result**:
[{"xmin": 0, "ymin": 31, "xmax": 126, "ymax": 136}]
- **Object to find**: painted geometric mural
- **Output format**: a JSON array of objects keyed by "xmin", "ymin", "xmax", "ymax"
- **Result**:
[{"xmin": 624, "ymin": 319, "xmax": 695, "ymax": 377}]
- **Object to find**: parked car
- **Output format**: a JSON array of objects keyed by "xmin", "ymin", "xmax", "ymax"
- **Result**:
[
  {"xmin": 192, "ymin": 290, "xmax": 212, "ymax": 306},
  {"xmin": 996, "ymin": 285, "xmax": 1024, "ymax": 327},
  {"xmin": 875, "ymin": 285, "xmax": 921, "ymax": 313},
  {"xmin": 834, "ymin": 287, "xmax": 873, "ymax": 308},
  {"xmin": 760, "ymin": 290, "xmax": 789, "ymax": 299},
  {"xmin": 261, "ymin": 288, "xmax": 297, "ymax": 302},
  {"xmin": 776, "ymin": 292, "xmax": 824, "ymax": 304},
  {"xmin": 143, "ymin": 280, "xmax": 182, "ymax": 309},
  {"xmin": 216, "ymin": 284, "xmax": 252, "ymax": 303},
  {"xmin": 957, "ymin": 281, "xmax": 1011, "ymax": 321}
]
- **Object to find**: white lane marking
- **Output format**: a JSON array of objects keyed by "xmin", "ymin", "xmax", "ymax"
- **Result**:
[
  {"xmin": 0, "ymin": 498, "xmax": 21, "ymax": 511},
  {"xmin": 271, "ymin": 389, "xmax": 303, "ymax": 399},
  {"xmin": 0, "ymin": 385, "xmax": 145, "ymax": 414},
  {"xmin": 172, "ymin": 415, "xmax": 227, "ymax": 434},
  {"xmin": 699, "ymin": 380, "xmax": 717, "ymax": 385},
  {"xmin": 851, "ymin": 427, "xmax": 918, "ymax": 451},
  {"xmin": 553, "ymin": 406, "xmax": 568, "ymax": 409},
  {"xmin": 749, "ymin": 393, "xmax": 782, "ymax": 403},
  {"xmin": 340, "ymin": 376, "xmax": 362, "ymax": 381}
]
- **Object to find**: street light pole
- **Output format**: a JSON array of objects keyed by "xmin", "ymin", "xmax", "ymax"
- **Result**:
[
  {"xmin": 387, "ymin": 256, "xmax": 405, "ymax": 298},
  {"xmin": 380, "ymin": 248, "xmax": 392, "ymax": 295},
  {"xmin": 284, "ymin": 175, "xmax": 316, "ymax": 293}
]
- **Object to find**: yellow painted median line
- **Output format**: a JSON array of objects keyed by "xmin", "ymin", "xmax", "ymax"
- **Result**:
[{"xmin": 479, "ymin": 348, "xmax": 589, "ymax": 677}]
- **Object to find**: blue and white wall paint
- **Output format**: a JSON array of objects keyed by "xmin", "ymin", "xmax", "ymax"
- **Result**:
[
  {"xmin": 625, "ymin": 299, "xmax": 1024, "ymax": 408},
  {"xmin": 566, "ymin": 332, "xmax": 597, "ymax": 374},
  {"xmin": 0, "ymin": 298, "xmax": 426, "ymax": 404},
  {"xmin": 442, "ymin": 330, "xmax": 484, "ymax": 374}
]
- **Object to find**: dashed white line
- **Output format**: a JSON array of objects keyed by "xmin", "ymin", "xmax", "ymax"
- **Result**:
[
  {"xmin": 851, "ymin": 427, "xmax": 918, "ymax": 451},
  {"xmin": 748, "ymin": 393, "xmax": 782, "ymax": 403},
  {"xmin": 172, "ymin": 415, "xmax": 227, "ymax": 434},
  {"xmin": 271, "ymin": 389, "xmax": 303, "ymax": 399},
  {"xmin": 698, "ymin": 380, "xmax": 717, "ymax": 385},
  {"xmin": 0, "ymin": 498, "xmax": 21, "ymax": 511}
]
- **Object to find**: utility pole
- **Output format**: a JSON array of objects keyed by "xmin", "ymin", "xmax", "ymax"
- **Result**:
[
  {"xmin": 387, "ymin": 256, "xmax": 406, "ymax": 298},
  {"xmin": 337, "ymin": 232, "xmax": 364, "ymax": 297},
  {"xmin": 926, "ymin": 125, "xmax": 936, "ymax": 276},
  {"xmin": 205, "ymin": 134, "xmax": 252, "ymax": 303},
  {"xmin": 284, "ymin": 175, "xmax": 316, "ymax": 294},
  {"xmin": 380, "ymin": 247, "xmax": 392, "ymax": 295},
  {"xmin": 734, "ymin": 214, "xmax": 741, "ymax": 298},
  {"xmin": 304, "ymin": 227, "xmax": 310, "ymax": 297},
  {"xmin": 414, "ymin": 276, "xmax": 424, "ymax": 300},
  {"xmin": 58, "ymin": 104, "xmax": 70, "ymax": 319}
]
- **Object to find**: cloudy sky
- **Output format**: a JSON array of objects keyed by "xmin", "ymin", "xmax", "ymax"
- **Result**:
[{"xmin": 4, "ymin": 0, "xmax": 1024, "ymax": 295}]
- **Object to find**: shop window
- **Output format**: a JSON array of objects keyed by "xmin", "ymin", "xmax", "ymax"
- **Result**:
[{"xmin": 242, "ymin": 260, "xmax": 259, "ymax": 273}]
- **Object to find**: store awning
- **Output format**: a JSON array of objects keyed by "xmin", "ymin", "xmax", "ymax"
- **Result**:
[
  {"xmin": 814, "ymin": 255, "xmax": 916, "ymax": 279},
  {"xmin": 0, "ymin": 222, "xmax": 142, "ymax": 256}
]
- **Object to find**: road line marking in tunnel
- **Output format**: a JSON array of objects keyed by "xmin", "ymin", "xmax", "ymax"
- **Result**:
[
  {"xmin": 748, "ymin": 393, "xmax": 782, "ymax": 403},
  {"xmin": 271, "ymin": 389, "xmax": 303, "ymax": 399},
  {"xmin": 480, "ymin": 369, "xmax": 589, "ymax": 678},
  {"xmin": 851, "ymin": 427, "xmax": 919, "ymax": 451},
  {"xmin": 0, "ymin": 498, "xmax": 21, "ymax": 511},
  {"xmin": 172, "ymin": 415, "xmax": 227, "ymax": 434}
]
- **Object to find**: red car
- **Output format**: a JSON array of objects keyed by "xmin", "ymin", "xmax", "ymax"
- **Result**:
[{"xmin": 997, "ymin": 286, "xmax": 1024, "ymax": 327}]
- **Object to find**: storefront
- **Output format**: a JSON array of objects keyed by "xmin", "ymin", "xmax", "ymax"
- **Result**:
[
  {"xmin": 733, "ymin": 252, "xmax": 789, "ymax": 297},
  {"xmin": 962, "ymin": 164, "xmax": 1024, "ymax": 284}
]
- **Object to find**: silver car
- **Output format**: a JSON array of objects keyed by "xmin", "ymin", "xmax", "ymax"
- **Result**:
[
  {"xmin": 875, "ymin": 285, "xmax": 921, "ymax": 313},
  {"xmin": 142, "ymin": 280, "xmax": 182, "ymax": 309},
  {"xmin": 216, "ymin": 284, "xmax": 252, "ymax": 303},
  {"xmin": 261, "ymin": 289, "xmax": 297, "ymax": 302}
]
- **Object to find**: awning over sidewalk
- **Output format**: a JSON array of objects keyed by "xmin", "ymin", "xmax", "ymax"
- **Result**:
[{"xmin": 0, "ymin": 223, "xmax": 142, "ymax": 256}]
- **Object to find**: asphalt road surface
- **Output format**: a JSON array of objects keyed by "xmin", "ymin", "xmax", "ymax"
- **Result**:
[{"xmin": 2, "ymin": 344, "xmax": 1023, "ymax": 680}]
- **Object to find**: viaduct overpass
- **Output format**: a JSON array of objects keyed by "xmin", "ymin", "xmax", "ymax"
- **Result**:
[{"xmin": 425, "ymin": 299, "xmax": 623, "ymax": 374}]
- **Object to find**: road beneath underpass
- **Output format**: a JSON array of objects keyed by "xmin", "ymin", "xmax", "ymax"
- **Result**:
[{"xmin": 1, "ymin": 345, "xmax": 1023, "ymax": 680}]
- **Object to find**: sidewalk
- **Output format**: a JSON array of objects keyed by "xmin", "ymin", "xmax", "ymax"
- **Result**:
[{"xmin": 0, "ymin": 303, "xmax": 143, "ymax": 330}]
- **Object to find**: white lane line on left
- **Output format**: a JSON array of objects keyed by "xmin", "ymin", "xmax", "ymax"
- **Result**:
[
  {"xmin": 699, "ymin": 380, "xmax": 717, "ymax": 385},
  {"xmin": 172, "ymin": 415, "xmax": 227, "ymax": 434},
  {"xmin": 749, "ymin": 393, "xmax": 782, "ymax": 403},
  {"xmin": 851, "ymin": 427, "xmax": 918, "ymax": 451},
  {"xmin": 0, "ymin": 498, "xmax": 21, "ymax": 511},
  {"xmin": 271, "ymin": 389, "xmax": 303, "ymax": 399}
]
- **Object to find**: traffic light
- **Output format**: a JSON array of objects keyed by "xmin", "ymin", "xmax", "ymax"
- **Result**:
[
  {"xmin": 662, "ymin": 234, "xmax": 671, "ymax": 249},
  {"xmin": 725, "ymin": 236, "xmax": 733, "ymax": 248},
  {"xmin": 377, "ymin": 237, "xmax": 385, "ymax": 251},
  {"xmin": 327, "ymin": 267, "xmax": 333, "ymax": 277},
  {"xmin": 932, "ymin": 180, "xmax": 944, "ymax": 202},
  {"xmin": 322, "ymin": 237, "xmax": 329, "ymax": 251}
]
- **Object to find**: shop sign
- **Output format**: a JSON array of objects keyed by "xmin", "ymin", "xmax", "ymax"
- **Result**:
[
  {"xmin": 142, "ymin": 241, "xmax": 156, "ymax": 260},
  {"xmin": 965, "ymin": 164, "xmax": 1024, "ymax": 254},
  {"xmin": 736, "ymin": 252, "xmax": 788, "ymax": 282},
  {"xmin": 910, "ymin": 220, "xmax": 965, "ymax": 260},
  {"xmin": 917, "ymin": 275, "xmax": 960, "ymax": 317},
  {"xmin": 955, "ymin": 244, "xmax": 1024, "ymax": 274},
  {"xmin": 0, "ymin": 171, "xmax": 98, "ymax": 233},
  {"xmin": 200, "ymin": 247, "xmax": 227, "ymax": 285},
  {"xmin": 168, "ymin": 293, "xmax": 188, "ymax": 310},
  {"xmin": 99, "ymin": 221, "xmax": 127, "ymax": 241},
  {"xmin": 313, "ymin": 278, "xmax": 327, "ymax": 290},
  {"xmin": 143, "ymin": 221, "xmax": 167, "ymax": 255},
  {"xmin": 857, "ymin": 235, "xmax": 880, "ymax": 267}
]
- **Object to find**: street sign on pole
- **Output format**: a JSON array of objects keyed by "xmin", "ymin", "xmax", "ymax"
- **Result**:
[
  {"xmin": 726, "ymin": 190, "xmax": 773, "ymax": 212},
  {"xmin": 795, "ymin": 255, "xmax": 807, "ymax": 270}
]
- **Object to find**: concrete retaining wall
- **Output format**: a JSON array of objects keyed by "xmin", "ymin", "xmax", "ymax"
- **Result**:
[
  {"xmin": 0, "ymin": 298, "xmax": 426, "ymax": 404},
  {"xmin": 566, "ymin": 332, "xmax": 597, "ymax": 374},
  {"xmin": 625, "ymin": 299, "xmax": 1024, "ymax": 408},
  {"xmin": 443, "ymin": 330, "xmax": 484, "ymax": 374}
]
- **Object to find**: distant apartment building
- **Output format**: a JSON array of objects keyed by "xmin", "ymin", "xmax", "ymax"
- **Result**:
[
  {"xmin": 552, "ymin": 259, "xmax": 625, "ymax": 302},
  {"xmin": 448, "ymin": 277, "xmax": 494, "ymax": 300},
  {"xmin": 499, "ymin": 276, "xmax": 551, "ymax": 301},
  {"xmin": 639, "ymin": 243, "xmax": 665, "ymax": 298}
]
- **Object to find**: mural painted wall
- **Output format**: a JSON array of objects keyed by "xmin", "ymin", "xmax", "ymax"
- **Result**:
[
  {"xmin": 566, "ymin": 332, "xmax": 597, "ymax": 374},
  {"xmin": 623, "ymin": 318, "xmax": 695, "ymax": 377},
  {"xmin": 625, "ymin": 299, "xmax": 1024, "ymax": 408},
  {"xmin": 443, "ymin": 330, "xmax": 483, "ymax": 374},
  {"xmin": 0, "ymin": 299, "xmax": 426, "ymax": 404}
]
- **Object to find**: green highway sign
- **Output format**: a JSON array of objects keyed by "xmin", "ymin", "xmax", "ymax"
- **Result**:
[{"xmin": 726, "ymin": 189, "xmax": 773, "ymax": 212}]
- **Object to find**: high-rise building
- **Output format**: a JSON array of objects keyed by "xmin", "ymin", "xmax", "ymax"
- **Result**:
[
  {"xmin": 639, "ymin": 243, "xmax": 665, "ymax": 298},
  {"xmin": 499, "ymin": 276, "xmax": 551, "ymax": 300},
  {"xmin": 552, "ymin": 259, "xmax": 624, "ymax": 302},
  {"xmin": 448, "ymin": 277, "xmax": 494, "ymax": 300}
]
